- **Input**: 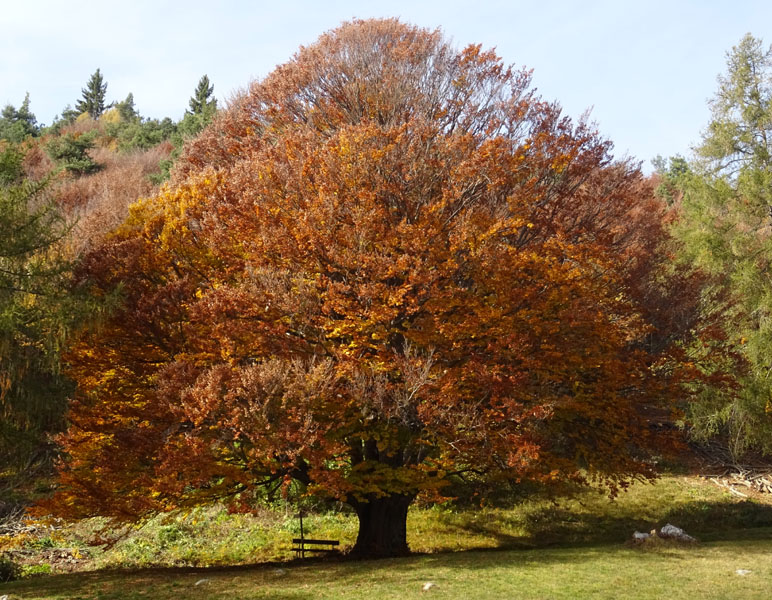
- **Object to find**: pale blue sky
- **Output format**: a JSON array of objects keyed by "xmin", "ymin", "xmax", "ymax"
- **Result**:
[{"xmin": 3, "ymin": 0, "xmax": 772, "ymax": 171}]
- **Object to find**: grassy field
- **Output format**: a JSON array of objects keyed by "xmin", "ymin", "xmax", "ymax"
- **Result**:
[
  {"xmin": 2, "ymin": 474, "xmax": 772, "ymax": 598},
  {"xmin": 3, "ymin": 533, "xmax": 772, "ymax": 599}
]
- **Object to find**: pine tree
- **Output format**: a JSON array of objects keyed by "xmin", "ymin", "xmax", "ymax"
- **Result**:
[
  {"xmin": 671, "ymin": 34, "xmax": 772, "ymax": 457},
  {"xmin": 154, "ymin": 76, "xmax": 218, "ymax": 181},
  {"xmin": 75, "ymin": 69, "xmax": 109, "ymax": 119},
  {"xmin": 0, "ymin": 93, "xmax": 39, "ymax": 142},
  {"xmin": 187, "ymin": 75, "xmax": 216, "ymax": 116},
  {"xmin": 46, "ymin": 132, "xmax": 100, "ymax": 175},
  {"xmin": 698, "ymin": 34, "xmax": 772, "ymax": 175},
  {"xmin": 115, "ymin": 93, "xmax": 138, "ymax": 122},
  {"xmin": 0, "ymin": 162, "xmax": 75, "ymax": 495}
]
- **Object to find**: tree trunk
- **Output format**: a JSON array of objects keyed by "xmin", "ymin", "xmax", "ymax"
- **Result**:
[{"xmin": 349, "ymin": 493, "xmax": 415, "ymax": 558}]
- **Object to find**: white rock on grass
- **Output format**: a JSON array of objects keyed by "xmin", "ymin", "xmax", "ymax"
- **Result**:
[{"xmin": 658, "ymin": 524, "xmax": 697, "ymax": 542}]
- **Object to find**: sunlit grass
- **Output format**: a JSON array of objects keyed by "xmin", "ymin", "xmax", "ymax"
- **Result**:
[
  {"xmin": 4, "ymin": 534, "xmax": 772, "ymax": 599},
  {"xmin": 2, "ymin": 474, "xmax": 772, "ymax": 599},
  {"xmin": 7, "ymin": 475, "xmax": 772, "ymax": 570}
]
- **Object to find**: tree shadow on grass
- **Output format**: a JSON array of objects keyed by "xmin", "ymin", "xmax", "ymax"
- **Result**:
[
  {"xmin": 5, "ymin": 501, "xmax": 772, "ymax": 598},
  {"xmin": 6, "ymin": 525, "xmax": 772, "ymax": 600},
  {"xmin": 430, "ymin": 498, "xmax": 772, "ymax": 551},
  {"xmin": 1, "ymin": 562, "xmax": 318, "ymax": 600},
  {"xmin": 662, "ymin": 499, "xmax": 772, "ymax": 539}
]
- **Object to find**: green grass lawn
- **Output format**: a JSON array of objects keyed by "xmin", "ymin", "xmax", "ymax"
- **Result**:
[
  {"xmin": 3, "ymin": 533, "xmax": 772, "ymax": 599},
  {"xmin": 3, "ymin": 475, "xmax": 772, "ymax": 598}
]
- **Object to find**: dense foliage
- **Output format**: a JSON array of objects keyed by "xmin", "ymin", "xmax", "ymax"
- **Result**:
[
  {"xmin": 46, "ymin": 131, "xmax": 101, "ymax": 175},
  {"xmin": 667, "ymin": 34, "xmax": 772, "ymax": 457},
  {"xmin": 45, "ymin": 20, "xmax": 688, "ymax": 558},
  {"xmin": 0, "ymin": 94, "xmax": 39, "ymax": 143},
  {"xmin": 0, "ymin": 71, "xmax": 217, "ymax": 500},
  {"xmin": 0, "ymin": 145, "xmax": 77, "ymax": 496}
]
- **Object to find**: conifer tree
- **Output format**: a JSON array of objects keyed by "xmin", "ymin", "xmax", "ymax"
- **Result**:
[
  {"xmin": 0, "ymin": 93, "xmax": 39, "ymax": 142},
  {"xmin": 154, "ymin": 76, "xmax": 218, "ymax": 181},
  {"xmin": 75, "ymin": 69, "xmax": 109, "ymax": 119},
  {"xmin": 115, "ymin": 93, "xmax": 138, "ymax": 122},
  {"xmin": 0, "ymin": 153, "xmax": 76, "ymax": 494},
  {"xmin": 187, "ymin": 75, "xmax": 216, "ymax": 116},
  {"xmin": 46, "ymin": 132, "xmax": 100, "ymax": 175},
  {"xmin": 671, "ymin": 34, "xmax": 772, "ymax": 457}
]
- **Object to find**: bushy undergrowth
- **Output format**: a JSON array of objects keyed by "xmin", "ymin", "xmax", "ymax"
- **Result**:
[
  {"xmin": 64, "ymin": 504, "xmax": 359, "ymax": 569},
  {"xmin": 0, "ymin": 552, "xmax": 22, "ymax": 582}
]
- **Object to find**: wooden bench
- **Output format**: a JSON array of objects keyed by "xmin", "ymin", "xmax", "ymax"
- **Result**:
[
  {"xmin": 291, "ymin": 537, "xmax": 340, "ymax": 558},
  {"xmin": 292, "ymin": 511, "xmax": 340, "ymax": 558}
]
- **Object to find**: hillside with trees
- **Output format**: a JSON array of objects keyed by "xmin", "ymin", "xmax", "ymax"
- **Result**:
[{"xmin": 0, "ymin": 70, "xmax": 219, "ymax": 503}]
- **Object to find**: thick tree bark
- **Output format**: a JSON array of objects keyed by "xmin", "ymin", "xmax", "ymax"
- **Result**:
[{"xmin": 349, "ymin": 493, "xmax": 415, "ymax": 558}]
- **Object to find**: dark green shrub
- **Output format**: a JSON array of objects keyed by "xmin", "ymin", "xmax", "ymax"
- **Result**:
[
  {"xmin": 46, "ymin": 131, "xmax": 100, "ymax": 174},
  {"xmin": 0, "ymin": 553, "xmax": 21, "ymax": 582}
]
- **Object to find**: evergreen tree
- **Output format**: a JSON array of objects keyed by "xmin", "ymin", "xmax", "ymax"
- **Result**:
[
  {"xmin": 50, "ymin": 105, "xmax": 81, "ymax": 130},
  {"xmin": 153, "ymin": 76, "xmax": 218, "ymax": 181},
  {"xmin": 75, "ymin": 68, "xmax": 109, "ymax": 119},
  {"xmin": 671, "ymin": 34, "xmax": 772, "ymax": 457},
  {"xmin": 698, "ymin": 34, "xmax": 772, "ymax": 175},
  {"xmin": 116, "ymin": 117, "xmax": 176, "ymax": 152},
  {"xmin": 0, "ymin": 93, "xmax": 39, "ymax": 142},
  {"xmin": 0, "ymin": 143, "xmax": 25, "ymax": 186},
  {"xmin": 115, "ymin": 92, "xmax": 139, "ymax": 122},
  {"xmin": 187, "ymin": 74, "xmax": 217, "ymax": 116},
  {"xmin": 46, "ymin": 131, "xmax": 100, "ymax": 175},
  {"xmin": 0, "ymin": 159, "xmax": 75, "ymax": 496}
]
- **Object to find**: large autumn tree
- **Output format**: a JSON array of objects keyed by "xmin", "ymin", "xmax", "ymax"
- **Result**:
[{"xmin": 47, "ymin": 20, "xmax": 681, "ymax": 557}]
